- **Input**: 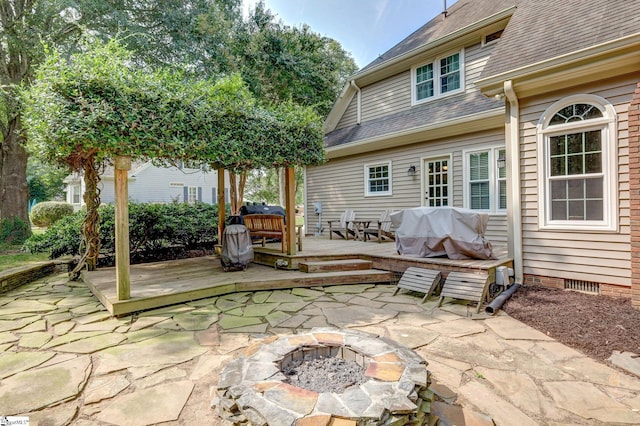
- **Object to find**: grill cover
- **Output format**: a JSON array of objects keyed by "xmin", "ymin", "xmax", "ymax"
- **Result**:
[
  {"xmin": 220, "ymin": 224, "xmax": 254, "ymax": 271},
  {"xmin": 390, "ymin": 207, "xmax": 494, "ymax": 260}
]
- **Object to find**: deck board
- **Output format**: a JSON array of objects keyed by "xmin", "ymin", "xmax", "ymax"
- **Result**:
[{"xmin": 82, "ymin": 236, "xmax": 512, "ymax": 316}]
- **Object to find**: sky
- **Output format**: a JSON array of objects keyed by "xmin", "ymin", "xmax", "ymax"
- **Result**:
[{"xmin": 241, "ymin": 0, "xmax": 459, "ymax": 69}]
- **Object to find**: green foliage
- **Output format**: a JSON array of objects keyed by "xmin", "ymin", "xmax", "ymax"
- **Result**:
[
  {"xmin": 24, "ymin": 202, "xmax": 220, "ymax": 259},
  {"xmin": 29, "ymin": 201, "xmax": 74, "ymax": 227},
  {"xmin": 235, "ymin": 3, "xmax": 358, "ymax": 117},
  {"xmin": 21, "ymin": 38, "xmax": 325, "ymax": 173},
  {"xmin": 0, "ymin": 218, "xmax": 31, "ymax": 245}
]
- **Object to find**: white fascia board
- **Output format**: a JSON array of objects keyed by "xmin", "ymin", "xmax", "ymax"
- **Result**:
[
  {"xmin": 323, "ymin": 83, "xmax": 357, "ymax": 133},
  {"xmin": 325, "ymin": 108, "xmax": 504, "ymax": 159}
]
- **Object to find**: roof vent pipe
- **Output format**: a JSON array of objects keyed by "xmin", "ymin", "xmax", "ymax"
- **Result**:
[{"xmin": 442, "ymin": 0, "xmax": 448, "ymax": 18}]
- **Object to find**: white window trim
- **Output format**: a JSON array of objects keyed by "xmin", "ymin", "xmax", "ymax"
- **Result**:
[
  {"xmin": 463, "ymin": 146, "xmax": 507, "ymax": 214},
  {"xmin": 536, "ymin": 94, "xmax": 618, "ymax": 232},
  {"xmin": 420, "ymin": 154, "xmax": 452, "ymax": 207},
  {"xmin": 188, "ymin": 186, "xmax": 198, "ymax": 204},
  {"xmin": 411, "ymin": 48, "xmax": 465, "ymax": 106},
  {"xmin": 364, "ymin": 161, "xmax": 392, "ymax": 197}
]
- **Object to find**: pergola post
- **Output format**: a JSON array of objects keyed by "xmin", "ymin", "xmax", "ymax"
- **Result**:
[
  {"xmin": 285, "ymin": 167, "xmax": 296, "ymax": 255},
  {"xmin": 217, "ymin": 168, "xmax": 226, "ymax": 239},
  {"xmin": 114, "ymin": 155, "xmax": 131, "ymax": 300}
]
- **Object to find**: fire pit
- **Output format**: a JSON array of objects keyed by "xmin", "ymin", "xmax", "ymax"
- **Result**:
[{"xmin": 213, "ymin": 328, "xmax": 433, "ymax": 425}]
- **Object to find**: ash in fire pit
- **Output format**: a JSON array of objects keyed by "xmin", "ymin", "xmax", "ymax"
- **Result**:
[{"xmin": 283, "ymin": 355, "xmax": 367, "ymax": 393}]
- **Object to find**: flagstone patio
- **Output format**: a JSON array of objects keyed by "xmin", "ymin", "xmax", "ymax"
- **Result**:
[{"xmin": 1, "ymin": 272, "xmax": 639, "ymax": 425}]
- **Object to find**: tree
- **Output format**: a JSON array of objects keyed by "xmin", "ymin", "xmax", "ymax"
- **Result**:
[
  {"xmin": 0, "ymin": 0, "xmax": 242, "ymax": 243},
  {"xmin": 27, "ymin": 157, "xmax": 67, "ymax": 203},
  {"xmin": 22, "ymin": 38, "xmax": 324, "ymax": 271}
]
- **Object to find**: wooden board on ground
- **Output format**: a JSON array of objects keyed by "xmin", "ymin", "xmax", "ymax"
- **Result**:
[
  {"xmin": 393, "ymin": 267, "xmax": 442, "ymax": 302},
  {"xmin": 439, "ymin": 271, "xmax": 490, "ymax": 313}
]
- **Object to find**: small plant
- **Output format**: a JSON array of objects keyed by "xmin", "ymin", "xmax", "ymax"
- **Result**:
[
  {"xmin": 476, "ymin": 372, "xmax": 485, "ymax": 379},
  {"xmin": 0, "ymin": 217, "xmax": 31, "ymax": 245},
  {"xmin": 30, "ymin": 201, "xmax": 74, "ymax": 227}
]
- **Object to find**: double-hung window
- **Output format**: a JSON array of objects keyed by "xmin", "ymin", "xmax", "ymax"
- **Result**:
[
  {"xmin": 188, "ymin": 186, "xmax": 198, "ymax": 204},
  {"xmin": 465, "ymin": 147, "xmax": 506, "ymax": 213},
  {"xmin": 537, "ymin": 95, "xmax": 617, "ymax": 231},
  {"xmin": 364, "ymin": 161, "xmax": 392, "ymax": 196},
  {"xmin": 413, "ymin": 50, "xmax": 464, "ymax": 104}
]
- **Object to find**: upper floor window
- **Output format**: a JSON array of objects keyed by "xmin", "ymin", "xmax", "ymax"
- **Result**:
[
  {"xmin": 364, "ymin": 161, "xmax": 392, "ymax": 196},
  {"xmin": 537, "ymin": 95, "xmax": 617, "ymax": 231},
  {"xmin": 465, "ymin": 147, "xmax": 506, "ymax": 213},
  {"xmin": 412, "ymin": 50, "xmax": 464, "ymax": 104}
]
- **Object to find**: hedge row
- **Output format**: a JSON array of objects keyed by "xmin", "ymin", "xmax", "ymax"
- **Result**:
[{"xmin": 24, "ymin": 202, "xmax": 222, "ymax": 259}]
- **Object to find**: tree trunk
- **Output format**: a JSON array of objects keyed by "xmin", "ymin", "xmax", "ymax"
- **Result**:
[{"xmin": 0, "ymin": 115, "xmax": 31, "ymax": 240}]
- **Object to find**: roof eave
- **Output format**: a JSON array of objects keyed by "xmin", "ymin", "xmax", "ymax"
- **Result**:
[
  {"xmin": 325, "ymin": 108, "xmax": 504, "ymax": 159},
  {"xmin": 477, "ymin": 33, "xmax": 640, "ymax": 97}
]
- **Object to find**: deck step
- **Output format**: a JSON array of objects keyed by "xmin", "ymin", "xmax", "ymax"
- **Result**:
[
  {"xmin": 299, "ymin": 259, "xmax": 372, "ymax": 273},
  {"xmin": 236, "ymin": 269, "xmax": 395, "ymax": 290}
]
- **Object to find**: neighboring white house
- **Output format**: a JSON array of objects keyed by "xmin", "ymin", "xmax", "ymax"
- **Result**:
[
  {"xmin": 307, "ymin": 0, "xmax": 640, "ymax": 306},
  {"xmin": 64, "ymin": 161, "xmax": 231, "ymax": 210}
]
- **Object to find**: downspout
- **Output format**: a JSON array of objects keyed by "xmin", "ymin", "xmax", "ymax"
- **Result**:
[
  {"xmin": 504, "ymin": 80, "xmax": 523, "ymax": 283},
  {"xmin": 350, "ymin": 80, "xmax": 362, "ymax": 125}
]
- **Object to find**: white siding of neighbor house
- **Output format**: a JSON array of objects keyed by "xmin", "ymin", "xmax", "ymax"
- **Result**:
[
  {"xmin": 334, "ymin": 42, "xmax": 496, "ymax": 131},
  {"xmin": 99, "ymin": 165, "xmax": 224, "ymax": 205},
  {"xmin": 306, "ymin": 128, "xmax": 508, "ymax": 244},
  {"xmin": 518, "ymin": 75, "xmax": 636, "ymax": 287}
]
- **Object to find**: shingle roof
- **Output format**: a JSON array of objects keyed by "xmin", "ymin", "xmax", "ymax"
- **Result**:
[
  {"xmin": 480, "ymin": 0, "xmax": 640, "ymax": 79},
  {"xmin": 324, "ymin": 91, "xmax": 502, "ymax": 148},
  {"xmin": 360, "ymin": 0, "xmax": 519, "ymax": 73}
]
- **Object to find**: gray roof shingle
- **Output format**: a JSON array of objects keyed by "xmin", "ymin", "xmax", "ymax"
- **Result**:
[
  {"xmin": 480, "ymin": 0, "xmax": 640, "ymax": 79},
  {"xmin": 324, "ymin": 91, "xmax": 502, "ymax": 148},
  {"xmin": 360, "ymin": 0, "xmax": 519, "ymax": 73}
]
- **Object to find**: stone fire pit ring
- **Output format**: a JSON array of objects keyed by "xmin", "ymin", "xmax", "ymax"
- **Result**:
[{"xmin": 213, "ymin": 327, "xmax": 432, "ymax": 425}]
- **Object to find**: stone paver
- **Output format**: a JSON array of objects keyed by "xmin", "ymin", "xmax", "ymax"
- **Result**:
[{"xmin": 0, "ymin": 271, "xmax": 638, "ymax": 425}]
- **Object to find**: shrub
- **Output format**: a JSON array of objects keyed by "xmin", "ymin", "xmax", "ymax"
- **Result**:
[
  {"xmin": 0, "ymin": 217, "xmax": 31, "ymax": 245},
  {"xmin": 23, "ymin": 202, "xmax": 221, "ymax": 259},
  {"xmin": 30, "ymin": 201, "xmax": 74, "ymax": 227}
]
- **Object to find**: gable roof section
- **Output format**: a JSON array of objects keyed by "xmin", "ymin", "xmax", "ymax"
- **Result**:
[
  {"xmin": 478, "ymin": 0, "xmax": 640, "ymax": 94},
  {"xmin": 361, "ymin": 0, "xmax": 519, "ymax": 72},
  {"xmin": 324, "ymin": 0, "xmax": 518, "ymax": 134}
]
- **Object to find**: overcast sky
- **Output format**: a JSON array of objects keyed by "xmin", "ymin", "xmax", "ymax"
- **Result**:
[{"xmin": 241, "ymin": 0, "xmax": 459, "ymax": 69}]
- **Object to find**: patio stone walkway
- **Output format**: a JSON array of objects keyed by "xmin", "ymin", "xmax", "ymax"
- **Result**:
[{"xmin": 0, "ymin": 272, "xmax": 639, "ymax": 425}]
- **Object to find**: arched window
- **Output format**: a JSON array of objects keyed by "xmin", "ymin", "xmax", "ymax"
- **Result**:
[{"xmin": 537, "ymin": 95, "xmax": 617, "ymax": 231}]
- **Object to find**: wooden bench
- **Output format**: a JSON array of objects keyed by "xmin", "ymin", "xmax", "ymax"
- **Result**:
[{"xmin": 243, "ymin": 214, "xmax": 302, "ymax": 253}]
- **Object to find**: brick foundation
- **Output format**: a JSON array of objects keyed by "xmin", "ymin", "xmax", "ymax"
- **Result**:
[
  {"xmin": 524, "ymin": 274, "xmax": 632, "ymax": 299},
  {"xmin": 629, "ymin": 81, "xmax": 640, "ymax": 309}
]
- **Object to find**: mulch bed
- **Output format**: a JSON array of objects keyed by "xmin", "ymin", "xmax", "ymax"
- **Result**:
[{"xmin": 502, "ymin": 285, "xmax": 640, "ymax": 362}]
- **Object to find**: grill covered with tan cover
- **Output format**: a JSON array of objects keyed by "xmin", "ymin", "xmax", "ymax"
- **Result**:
[{"xmin": 390, "ymin": 207, "xmax": 494, "ymax": 260}]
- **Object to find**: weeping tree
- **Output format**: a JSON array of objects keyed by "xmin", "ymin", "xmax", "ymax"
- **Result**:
[{"xmin": 22, "ymin": 39, "xmax": 324, "ymax": 273}]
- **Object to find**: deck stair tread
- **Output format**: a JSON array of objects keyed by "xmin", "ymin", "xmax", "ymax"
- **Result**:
[
  {"xmin": 393, "ymin": 267, "xmax": 442, "ymax": 303},
  {"xmin": 439, "ymin": 271, "xmax": 490, "ymax": 313},
  {"xmin": 299, "ymin": 259, "xmax": 372, "ymax": 273}
]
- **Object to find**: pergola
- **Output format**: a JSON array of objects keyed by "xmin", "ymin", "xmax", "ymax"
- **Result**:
[{"xmin": 22, "ymin": 40, "xmax": 325, "ymax": 303}]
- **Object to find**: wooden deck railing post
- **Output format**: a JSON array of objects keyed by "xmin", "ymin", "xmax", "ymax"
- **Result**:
[
  {"xmin": 114, "ymin": 155, "xmax": 131, "ymax": 301},
  {"xmin": 285, "ymin": 167, "xmax": 296, "ymax": 255}
]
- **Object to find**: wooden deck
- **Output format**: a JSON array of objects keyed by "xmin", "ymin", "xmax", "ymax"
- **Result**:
[{"xmin": 82, "ymin": 236, "xmax": 513, "ymax": 316}]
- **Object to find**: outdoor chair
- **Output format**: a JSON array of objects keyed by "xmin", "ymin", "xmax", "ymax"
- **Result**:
[
  {"xmin": 362, "ymin": 209, "xmax": 395, "ymax": 243},
  {"xmin": 328, "ymin": 209, "xmax": 356, "ymax": 240}
]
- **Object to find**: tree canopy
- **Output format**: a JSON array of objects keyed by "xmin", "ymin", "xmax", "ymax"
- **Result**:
[{"xmin": 22, "ymin": 39, "xmax": 325, "ymax": 172}]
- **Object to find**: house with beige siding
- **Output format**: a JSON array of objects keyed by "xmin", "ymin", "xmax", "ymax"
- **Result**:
[{"xmin": 305, "ymin": 0, "xmax": 640, "ymax": 307}]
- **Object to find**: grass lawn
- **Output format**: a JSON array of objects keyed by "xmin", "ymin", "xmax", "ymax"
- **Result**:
[{"xmin": 0, "ymin": 230, "xmax": 49, "ymax": 270}]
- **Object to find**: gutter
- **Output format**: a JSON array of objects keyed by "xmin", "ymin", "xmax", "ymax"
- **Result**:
[
  {"xmin": 350, "ymin": 80, "xmax": 362, "ymax": 125},
  {"xmin": 503, "ymin": 80, "xmax": 523, "ymax": 283}
]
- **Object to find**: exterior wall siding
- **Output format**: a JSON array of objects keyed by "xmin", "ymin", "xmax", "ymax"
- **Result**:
[
  {"xmin": 334, "ymin": 42, "xmax": 495, "ymax": 131},
  {"xmin": 306, "ymin": 128, "xmax": 508, "ymax": 244},
  {"xmin": 518, "ymin": 74, "xmax": 637, "ymax": 288}
]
